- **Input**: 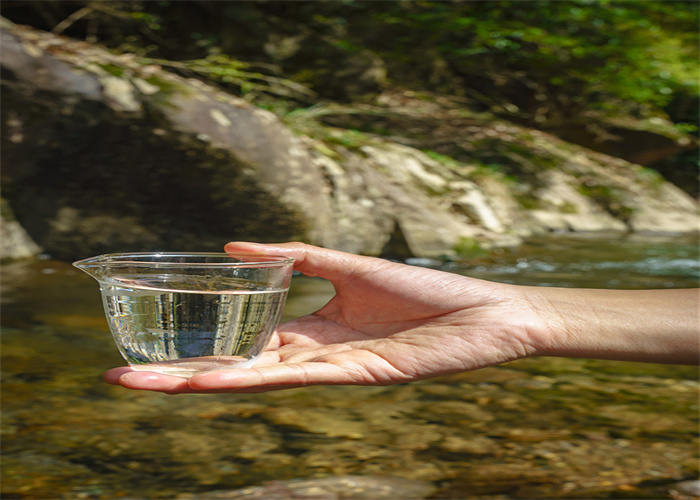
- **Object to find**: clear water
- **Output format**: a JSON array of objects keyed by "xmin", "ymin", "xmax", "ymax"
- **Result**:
[
  {"xmin": 101, "ymin": 277, "xmax": 287, "ymax": 377},
  {"xmin": 1, "ymin": 235, "xmax": 698, "ymax": 499}
]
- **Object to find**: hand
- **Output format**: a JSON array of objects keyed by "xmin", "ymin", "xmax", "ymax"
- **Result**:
[
  {"xmin": 104, "ymin": 242, "xmax": 547, "ymax": 393},
  {"xmin": 104, "ymin": 242, "xmax": 698, "ymax": 394}
]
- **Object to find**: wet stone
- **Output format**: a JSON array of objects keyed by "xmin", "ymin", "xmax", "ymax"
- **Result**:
[
  {"xmin": 2, "ymin": 451, "xmax": 94, "ymax": 499},
  {"xmin": 261, "ymin": 407, "xmax": 367, "ymax": 439},
  {"xmin": 177, "ymin": 475, "xmax": 437, "ymax": 499},
  {"xmin": 430, "ymin": 366, "xmax": 529, "ymax": 385},
  {"xmin": 386, "ymin": 423, "xmax": 443, "ymax": 450},
  {"xmin": 669, "ymin": 479, "xmax": 700, "ymax": 498},
  {"xmin": 349, "ymin": 401, "xmax": 419, "ymax": 427},
  {"xmin": 503, "ymin": 375, "xmax": 556, "ymax": 390},
  {"xmin": 438, "ymin": 435, "xmax": 500, "ymax": 455},
  {"xmin": 495, "ymin": 428, "xmax": 573, "ymax": 442}
]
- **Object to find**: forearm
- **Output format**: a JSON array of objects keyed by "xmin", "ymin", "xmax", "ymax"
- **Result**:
[{"xmin": 525, "ymin": 287, "xmax": 700, "ymax": 365}]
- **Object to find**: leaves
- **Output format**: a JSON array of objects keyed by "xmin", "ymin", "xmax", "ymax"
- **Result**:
[
  {"xmin": 5, "ymin": 0, "xmax": 697, "ymax": 133},
  {"xmin": 142, "ymin": 54, "xmax": 316, "ymax": 100}
]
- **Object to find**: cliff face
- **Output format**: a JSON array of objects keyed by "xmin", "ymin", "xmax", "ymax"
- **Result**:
[{"xmin": 1, "ymin": 21, "xmax": 698, "ymax": 261}]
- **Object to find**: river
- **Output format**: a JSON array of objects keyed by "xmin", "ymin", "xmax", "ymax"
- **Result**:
[{"xmin": 1, "ymin": 234, "xmax": 698, "ymax": 499}]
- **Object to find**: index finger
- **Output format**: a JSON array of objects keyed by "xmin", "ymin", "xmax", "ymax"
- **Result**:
[{"xmin": 224, "ymin": 241, "xmax": 381, "ymax": 282}]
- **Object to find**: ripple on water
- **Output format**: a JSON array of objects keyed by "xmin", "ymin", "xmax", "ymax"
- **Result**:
[{"xmin": 1, "ymin": 235, "xmax": 698, "ymax": 499}]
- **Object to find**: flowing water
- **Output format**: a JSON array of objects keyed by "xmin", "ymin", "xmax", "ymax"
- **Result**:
[{"xmin": 2, "ymin": 234, "xmax": 698, "ymax": 499}]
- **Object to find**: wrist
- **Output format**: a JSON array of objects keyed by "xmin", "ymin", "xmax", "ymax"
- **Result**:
[{"xmin": 522, "ymin": 287, "xmax": 699, "ymax": 365}]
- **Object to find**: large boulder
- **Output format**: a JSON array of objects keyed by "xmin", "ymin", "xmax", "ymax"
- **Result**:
[
  {"xmin": 1, "ymin": 19, "xmax": 337, "ymax": 260},
  {"xmin": 1, "ymin": 198, "xmax": 41, "ymax": 260}
]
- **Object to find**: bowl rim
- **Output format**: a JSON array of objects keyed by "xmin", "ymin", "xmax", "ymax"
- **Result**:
[{"xmin": 73, "ymin": 252, "xmax": 295, "ymax": 268}]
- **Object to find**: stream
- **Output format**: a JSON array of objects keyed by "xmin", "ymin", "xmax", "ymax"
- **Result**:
[{"xmin": 1, "ymin": 234, "xmax": 698, "ymax": 499}]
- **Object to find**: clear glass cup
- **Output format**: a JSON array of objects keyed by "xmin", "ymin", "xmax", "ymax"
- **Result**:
[{"xmin": 73, "ymin": 252, "xmax": 294, "ymax": 378}]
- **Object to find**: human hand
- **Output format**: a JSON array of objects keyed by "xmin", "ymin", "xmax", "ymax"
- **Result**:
[
  {"xmin": 104, "ymin": 242, "xmax": 547, "ymax": 393},
  {"xmin": 104, "ymin": 242, "xmax": 699, "ymax": 393}
]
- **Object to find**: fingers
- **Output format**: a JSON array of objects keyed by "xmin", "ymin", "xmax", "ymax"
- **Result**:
[
  {"xmin": 103, "ymin": 360, "xmax": 359, "ymax": 394},
  {"xmin": 188, "ymin": 361, "xmax": 350, "ymax": 391},
  {"xmin": 103, "ymin": 366, "xmax": 134, "ymax": 384},
  {"xmin": 224, "ymin": 241, "xmax": 379, "ymax": 282},
  {"xmin": 103, "ymin": 367, "xmax": 197, "ymax": 394}
]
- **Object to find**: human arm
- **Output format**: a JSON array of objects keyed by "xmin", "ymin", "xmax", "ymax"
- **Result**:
[
  {"xmin": 104, "ymin": 242, "xmax": 699, "ymax": 394},
  {"xmin": 528, "ymin": 285, "xmax": 699, "ymax": 365}
]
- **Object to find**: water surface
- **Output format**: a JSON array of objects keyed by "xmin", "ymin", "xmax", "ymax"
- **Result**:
[{"xmin": 2, "ymin": 234, "xmax": 698, "ymax": 499}]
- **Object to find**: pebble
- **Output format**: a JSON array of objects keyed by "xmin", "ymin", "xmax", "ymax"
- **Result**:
[{"xmin": 670, "ymin": 480, "xmax": 700, "ymax": 498}]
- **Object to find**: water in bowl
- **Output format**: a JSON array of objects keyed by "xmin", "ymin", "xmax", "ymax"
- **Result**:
[{"xmin": 101, "ymin": 275, "xmax": 287, "ymax": 377}]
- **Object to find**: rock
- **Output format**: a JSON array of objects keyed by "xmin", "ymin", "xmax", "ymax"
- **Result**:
[
  {"xmin": 430, "ymin": 366, "xmax": 529, "ymax": 385},
  {"xmin": 159, "ymin": 81, "xmax": 338, "ymax": 248},
  {"xmin": 497, "ymin": 428, "xmax": 573, "ymax": 442},
  {"xmin": 177, "ymin": 475, "xmax": 437, "ymax": 500},
  {"xmin": 555, "ymin": 116, "xmax": 698, "ymax": 167},
  {"xmin": 439, "ymin": 435, "xmax": 500, "ymax": 455},
  {"xmin": 527, "ymin": 170, "xmax": 628, "ymax": 232},
  {"xmin": 339, "ymin": 143, "xmax": 502, "ymax": 257},
  {"xmin": 261, "ymin": 407, "xmax": 367, "ymax": 439},
  {"xmin": 43, "ymin": 207, "xmax": 159, "ymax": 258},
  {"xmin": 426, "ymin": 401, "xmax": 495, "ymax": 422},
  {"xmin": 451, "ymin": 186, "xmax": 506, "ymax": 233},
  {"xmin": 0, "ymin": 21, "xmax": 337, "ymax": 258},
  {"xmin": 388, "ymin": 423, "xmax": 443, "ymax": 451},
  {"xmin": 628, "ymin": 183, "xmax": 700, "ymax": 233},
  {"xmin": 301, "ymin": 141, "xmax": 501, "ymax": 257},
  {"xmin": 1, "ymin": 198, "xmax": 41, "ymax": 260},
  {"xmin": 1, "ymin": 451, "xmax": 94, "ymax": 499},
  {"xmin": 669, "ymin": 479, "xmax": 700, "ymax": 498}
]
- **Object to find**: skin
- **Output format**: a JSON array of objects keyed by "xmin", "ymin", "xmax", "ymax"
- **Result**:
[{"xmin": 104, "ymin": 242, "xmax": 700, "ymax": 394}]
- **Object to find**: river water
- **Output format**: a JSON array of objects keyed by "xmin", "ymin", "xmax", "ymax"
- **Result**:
[{"xmin": 2, "ymin": 234, "xmax": 698, "ymax": 499}]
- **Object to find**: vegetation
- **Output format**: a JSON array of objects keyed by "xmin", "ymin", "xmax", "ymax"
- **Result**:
[{"xmin": 2, "ymin": 0, "xmax": 697, "ymax": 190}]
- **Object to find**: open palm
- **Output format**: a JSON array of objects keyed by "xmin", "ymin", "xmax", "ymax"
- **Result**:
[{"xmin": 104, "ymin": 242, "xmax": 544, "ymax": 393}]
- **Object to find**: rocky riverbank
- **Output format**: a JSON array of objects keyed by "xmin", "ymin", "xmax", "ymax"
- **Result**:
[{"xmin": 1, "ymin": 19, "xmax": 698, "ymax": 261}]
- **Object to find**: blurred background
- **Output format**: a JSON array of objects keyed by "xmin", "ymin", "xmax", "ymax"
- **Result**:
[
  {"xmin": 1, "ymin": 2, "xmax": 698, "ymax": 499},
  {"xmin": 1, "ymin": 0, "xmax": 698, "ymax": 260}
]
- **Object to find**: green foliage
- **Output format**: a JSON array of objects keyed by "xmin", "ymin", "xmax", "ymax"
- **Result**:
[
  {"xmin": 366, "ymin": 1, "xmax": 698, "ymax": 129},
  {"xmin": 423, "ymin": 150, "xmax": 460, "ymax": 168},
  {"xmin": 96, "ymin": 63, "xmax": 125, "ymax": 78},
  {"xmin": 280, "ymin": 105, "xmax": 380, "ymax": 153},
  {"xmin": 4, "ymin": 0, "xmax": 696, "ymax": 170},
  {"xmin": 9, "ymin": 1, "xmax": 696, "ymax": 126},
  {"xmin": 577, "ymin": 183, "xmax": 634, "ymax": 220},
  {"xmin": 453, "ymin": 236, "xmax": 487, "ymax": 259},
  {"xmin": 140, "ymin": 54, "xmax": 315, "ymax": 100}
]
